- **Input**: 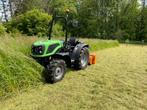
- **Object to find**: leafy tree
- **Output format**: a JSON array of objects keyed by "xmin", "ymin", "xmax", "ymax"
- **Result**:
[
  {"xmin": 10, "ymin": 0, "xmax": 51, "ymax": 15},
  {"xmin": 144, "ymin": 7, "xmax": 147, "ymax": 41},
  {"xmin": 77, "ymin": 0, "xmax": 140, "ymax": 40},
  {"xmin": 6, "ymin": 0, "xmax": 147, "ymax": 41}
]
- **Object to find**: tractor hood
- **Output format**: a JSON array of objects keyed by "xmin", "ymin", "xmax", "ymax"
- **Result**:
[
  {"xmin": 31, "ymin": 40, "xmax": 64, "ymax": 57},
  {"xmin": 33, "ymin": 40, "xmax": 63, "ymax": 46}
]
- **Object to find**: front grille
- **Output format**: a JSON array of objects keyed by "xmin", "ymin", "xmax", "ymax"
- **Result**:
[{"xmin": 32, "ymin": 45, "xmax": 45, "ymax": 55}]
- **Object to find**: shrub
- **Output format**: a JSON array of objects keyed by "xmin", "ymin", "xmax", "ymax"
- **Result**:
[
  {"xmin": 52, "ymin": 24, "xmax": 65, "ymax": 37},
  {"xmin": 114, "ymin": 30, "xmax": 130, "ymax": 41},
  {"xmin": 6, "ymin": 9, "xmax": 52, "ymax": 36},
  {"xmin": 37, "ymin": 23, "xmax": 64, "ymax": 38}
]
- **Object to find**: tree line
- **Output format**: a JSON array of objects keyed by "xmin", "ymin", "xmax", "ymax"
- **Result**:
[{"xmin": 1, "ymin": 0, "xmax": 147, "ymax": 41}]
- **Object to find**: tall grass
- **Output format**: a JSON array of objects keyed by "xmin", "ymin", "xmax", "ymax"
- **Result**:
[
  {"xmin": 0, "ymin": 35, "xmax": 43, "ymax": 98},
  {"xmin": 0, "ymin": 35, "xmax": 119, "ymax": 99},
  {"xmin": 81, "ymin": 38, "xmax": 119, "ymax": 51}
]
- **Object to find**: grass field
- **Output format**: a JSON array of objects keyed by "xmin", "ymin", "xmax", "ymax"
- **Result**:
[
  {"xmin": 0, "ymin": 35, "xmax": 119, "ymax": 99},
  {"xmin": 0, "ymin": 45, "xmax": 147, "ymax": 110}
]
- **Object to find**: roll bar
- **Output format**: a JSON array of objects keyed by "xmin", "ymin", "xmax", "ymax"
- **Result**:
[{"xmin": 48, "ymin": 12, "xmax": 69, "ymax": 43}]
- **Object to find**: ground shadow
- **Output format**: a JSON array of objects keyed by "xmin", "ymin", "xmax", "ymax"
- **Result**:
[{"xmin": 120, "ymin": 41, "xmax": 147, "ymax": 46}]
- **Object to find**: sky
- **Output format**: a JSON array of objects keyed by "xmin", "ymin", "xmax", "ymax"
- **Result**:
[
  {"xmin": 0, "ymin": 0, "xmax": 11, "ymax": 21},
  {"xmin": 139, "ymin": 0, "xmax": 147, "ymax": 4}
]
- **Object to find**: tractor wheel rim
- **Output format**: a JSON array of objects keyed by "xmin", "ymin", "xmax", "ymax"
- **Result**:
[
  {"xmin": 55, "ymin": 67, "xmax": 63, "ymax": 79},
  {"xmin": 81, "ymin": 52, "xmax": 88, "ymax": 67}
]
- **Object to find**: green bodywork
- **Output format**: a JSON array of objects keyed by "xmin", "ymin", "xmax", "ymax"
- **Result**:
[{"xmin": 31, "ymin": 40, "xmax": 64, "ymax": 57}]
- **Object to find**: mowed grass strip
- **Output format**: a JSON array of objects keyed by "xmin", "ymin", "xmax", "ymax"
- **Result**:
[
  {"xmin": 0, "ymin": 35, "xmax": 119, "ymax": 99},
  {"xmin": 0, "ymin": 45, "xmax": 147, "ymax": 110}
]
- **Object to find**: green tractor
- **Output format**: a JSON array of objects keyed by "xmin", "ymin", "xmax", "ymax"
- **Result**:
[{"xmin": 31, "ymin": 12, "xmax": 89, "ymax": 83}]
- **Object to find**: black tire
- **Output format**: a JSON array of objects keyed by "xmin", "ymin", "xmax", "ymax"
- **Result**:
[
  {"xmin": 74, "ymin": 47, "xmax": 89, "ymax": 70},
  {"xmin": 44, "ymin": 59, "xmax": 66, "ymax": 83}
]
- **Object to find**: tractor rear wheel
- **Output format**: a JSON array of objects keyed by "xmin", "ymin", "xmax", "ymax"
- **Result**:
[
  {"xmin": 74, "ymin": 47, "xmax": 89, "ymax": 70},
  {"xmin": 45, "ymin": 59, "xmax": 66, "ymax": 83}
]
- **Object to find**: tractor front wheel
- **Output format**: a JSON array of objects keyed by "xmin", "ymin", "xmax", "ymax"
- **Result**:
[{"xmin": 44, "ymin": 59, "xmax": 66, "ymax": 83}]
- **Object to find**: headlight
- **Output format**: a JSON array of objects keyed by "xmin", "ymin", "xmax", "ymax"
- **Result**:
[{"xmin": 32, "ymin": 45, "xmax": 45, "ymax": 55}]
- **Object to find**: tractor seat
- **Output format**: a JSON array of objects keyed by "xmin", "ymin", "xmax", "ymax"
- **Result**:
[{"xmin": 68, "ymin": 37, "xmax": 78, "ymax": 46}]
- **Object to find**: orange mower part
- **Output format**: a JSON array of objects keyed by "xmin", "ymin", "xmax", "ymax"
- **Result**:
[{"xmin": 89, "ymin": 53, "xmax": 96, "ymax": 65}]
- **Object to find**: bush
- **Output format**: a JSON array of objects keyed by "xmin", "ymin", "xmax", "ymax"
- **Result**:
[
  {"xmin": 0, "ymin": 24, "xmax": 6, "ymax": 35},
  {"xmin": 6, "ymin": 9, "xmax": 52, "ymax": 36},
  {"xmin": 52, "ymin": 24, "xmax": 65, "ymax": 37},
  {"xmin": 37, "ymin": 24, "xmax": 64, "ymax": 37},
  {"xmin": 114, "ymin": 30, "xmax": 130, "ymax": 41}
]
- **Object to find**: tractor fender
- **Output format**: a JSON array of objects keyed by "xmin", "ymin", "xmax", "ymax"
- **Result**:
[{"xmin": 70, "ymin": 43, "xmax": 89, "ymax": 62}]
